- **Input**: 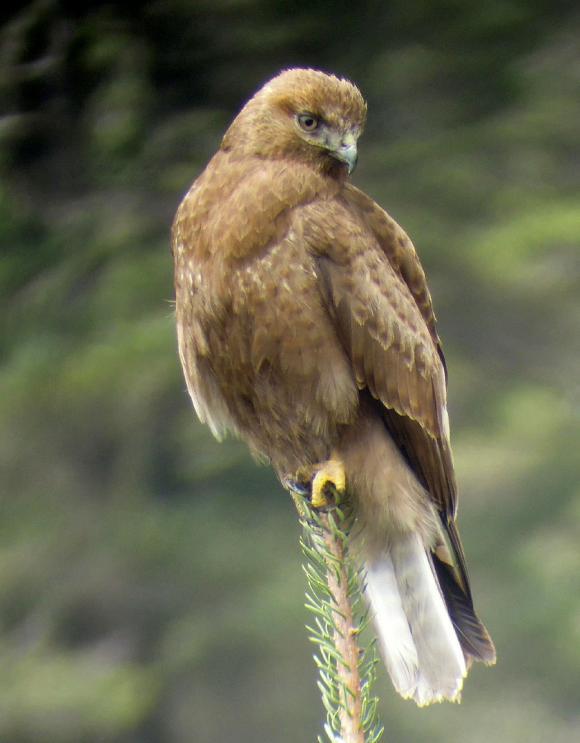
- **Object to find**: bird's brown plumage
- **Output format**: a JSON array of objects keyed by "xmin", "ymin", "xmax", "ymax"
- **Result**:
[{"xmin": 173, "ymin": 68, "xmax": 495, "ymax": 704}]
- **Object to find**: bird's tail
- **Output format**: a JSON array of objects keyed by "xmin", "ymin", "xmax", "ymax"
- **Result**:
[{"xmin": 365, "ymin": 532, "xmax": 469, "ymax": 706}]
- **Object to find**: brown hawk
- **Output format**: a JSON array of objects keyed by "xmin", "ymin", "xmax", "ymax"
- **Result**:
[{"xmin": 172, "ymin": 68, "xmax": 495, "ymax": 705}]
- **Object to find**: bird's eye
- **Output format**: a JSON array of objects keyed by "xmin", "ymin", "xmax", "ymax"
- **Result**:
[{"xmin": 297, "ymin": 113, "xmax": 319, "ymax": 132}]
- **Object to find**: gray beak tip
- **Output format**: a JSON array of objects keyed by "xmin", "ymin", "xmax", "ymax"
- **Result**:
[{"xmin": 332, "ymin": 143, "xmax": 358, "ymax": 174}]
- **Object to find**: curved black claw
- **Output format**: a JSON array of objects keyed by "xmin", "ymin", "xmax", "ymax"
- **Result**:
[{"xmin": 283, "ymin": 477, "xmax": 311, "ymax": 497}]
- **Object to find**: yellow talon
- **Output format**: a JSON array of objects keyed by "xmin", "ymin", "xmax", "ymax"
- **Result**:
[{"xmin": 311, "ymin": 459, "xmax": 346, "ymax": 508}]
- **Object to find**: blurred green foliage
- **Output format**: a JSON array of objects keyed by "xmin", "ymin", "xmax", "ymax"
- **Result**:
[{"xmin": 1, "ymin": 1, "xmax": 579, "ymax": 741}]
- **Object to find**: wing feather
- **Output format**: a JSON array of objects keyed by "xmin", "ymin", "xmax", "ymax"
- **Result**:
[{"xmin": 302, "ymin": 196, "xmax": 456, "ymax": 524}]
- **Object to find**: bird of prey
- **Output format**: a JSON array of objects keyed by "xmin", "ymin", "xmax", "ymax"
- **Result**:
[{"xmin": 172, "ymin": 68, "xmax": 495, "ymax": 706}]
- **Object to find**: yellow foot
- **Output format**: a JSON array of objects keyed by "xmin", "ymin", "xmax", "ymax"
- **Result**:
[
  {"xmin": 310, "ymin": 459, "xmax": 347, "ymax": 508},
  {"xmin": 284, "ymin": 458, "xmax": 347, "ymax": 509}
]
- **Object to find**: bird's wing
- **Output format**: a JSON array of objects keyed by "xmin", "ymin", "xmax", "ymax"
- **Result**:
[
  {"xmin": 300, "ymin": 192, "xmax": 471, "ymax": 594},
  {"xmin": 342, "ymin": 183, "xmax": 447, "ymax": 378}
]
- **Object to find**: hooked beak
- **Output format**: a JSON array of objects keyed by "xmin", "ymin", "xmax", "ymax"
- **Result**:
[{"xmin": 330, "ymin": 132, "xmax": 359, "ymax": 174}]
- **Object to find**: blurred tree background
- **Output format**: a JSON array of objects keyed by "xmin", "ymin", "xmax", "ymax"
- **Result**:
[{"xmin": 1, "ymin": 1, "xmax": 579, "ymax": 741}]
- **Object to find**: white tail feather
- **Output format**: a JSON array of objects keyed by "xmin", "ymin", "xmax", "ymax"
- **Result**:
[{"xmin": 366, "ymin": 533, "xmax": 466, "ymax": 706}]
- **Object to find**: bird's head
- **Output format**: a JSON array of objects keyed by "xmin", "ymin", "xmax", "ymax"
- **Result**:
[{"xmin": 221, "ymin": 68, "xmax": 367, "ymax": 176}]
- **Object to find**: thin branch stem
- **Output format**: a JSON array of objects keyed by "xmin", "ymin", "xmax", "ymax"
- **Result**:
[
  {"xmin": 320, "ymin": 510, "xmax": 365, "ymax": 743},
  {"xmin": 296, "ymin": 493, "xmax": 384, "ymax": 743}
]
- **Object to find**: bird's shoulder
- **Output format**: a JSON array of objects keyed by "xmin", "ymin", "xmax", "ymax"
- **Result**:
[
  {"xmin": 342, "ymin": 184, "xmax": 441, "ymax": 348},
  {"xmin": 293, "ymin": 182, "xmax": 441, "ymax": 348},
  {"xmin": 172, "ymin": 151, "xmax": 342, "ymax": 265}
]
